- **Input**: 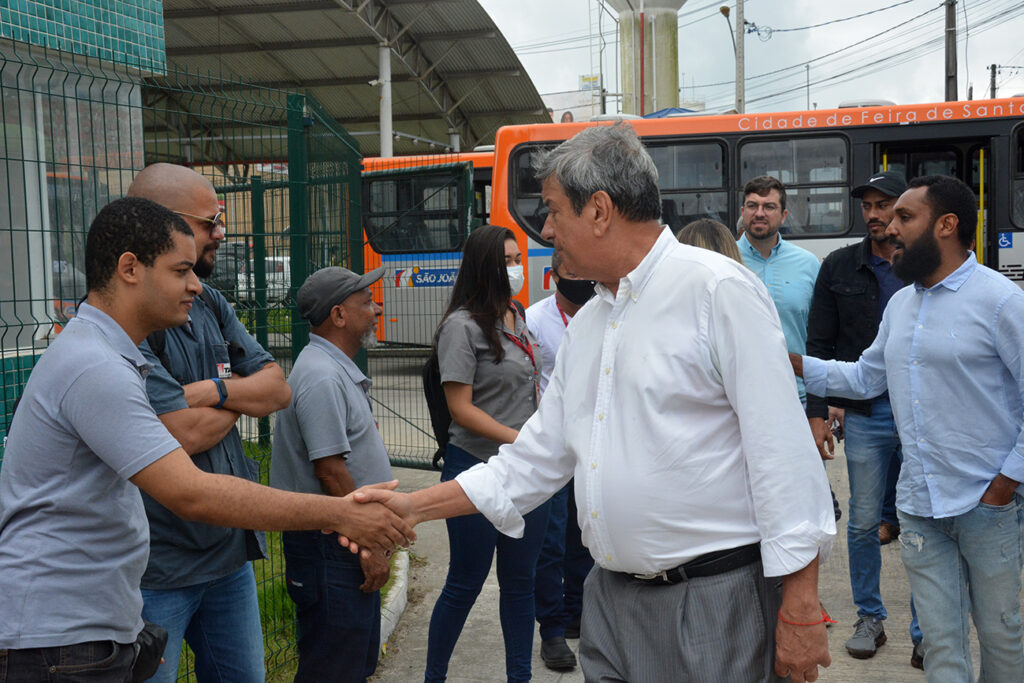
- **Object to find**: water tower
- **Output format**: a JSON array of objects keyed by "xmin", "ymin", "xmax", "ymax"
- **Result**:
[{"xmin": 604, "ymin": 0, "xmax": 687, "ymax": 116}]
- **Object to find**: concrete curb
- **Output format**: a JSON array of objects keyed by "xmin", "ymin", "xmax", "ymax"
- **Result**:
[{"xmin": 379, "ymin": 548, "xmax": 410, "ymax": 652}]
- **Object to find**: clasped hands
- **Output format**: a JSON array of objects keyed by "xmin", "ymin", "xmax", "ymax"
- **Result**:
[{"xmin": 323, "ymin": 481, "xmax": 418, "ymax": 559}]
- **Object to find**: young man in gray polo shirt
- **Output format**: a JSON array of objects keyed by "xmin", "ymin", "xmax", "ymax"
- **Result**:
[
  {"xmin": 270, "ymin": 266, "xmax": 394, "ymax": 683},
  {"xmin": 0, "ymin": 198, "xmax": 413, "ymax": 681}
]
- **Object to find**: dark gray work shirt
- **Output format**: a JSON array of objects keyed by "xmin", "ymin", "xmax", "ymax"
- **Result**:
[
  {"xmin": 270, "ymin": 334, "xmax": 393, "ymax": 494},
  {"xmin": 138, "ymin": 285, "xmax": 273, "ymax": 589},
  {"xmin": 0, "ymin": 304, "xmax": 180, "ymax": 648},
  {"xmin": 436, "ymin": 308, "xmax": 541, "ymax": 461}
]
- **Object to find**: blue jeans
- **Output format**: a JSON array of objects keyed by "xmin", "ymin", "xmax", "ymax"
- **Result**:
[
  {"xmin": 898, "ymin": 495, "xmax": 1024, "ymax": 682},
  {"xmin": 141, "ymin": 563, "xmax": 265, "ymax": 683},
  {"xmin": 282, "ymin": 530, "xmax": 381, "ymax": 683},
  {"xmin": 535, "ymin": 481, "xmax": 593, "ymax": 640},
  {"xmin": 426, "ymin": 444, "xmax": 551, "ymax": 682},
  {"xmin": 0, "ymin": 640, "xmax": 134, "ymax": 682},
  {"xmin": 844, "ymin": 400, "xmax": 921, "ymax": 641}
]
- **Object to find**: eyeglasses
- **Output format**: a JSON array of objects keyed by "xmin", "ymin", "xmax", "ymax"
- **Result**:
[
  {"xmin": 742, "ymin": 201, "xmax": 781, "ymax": 214},
  {"xmin": 174, "ymin": 210, "xmax": 226, "ymax": 232}
]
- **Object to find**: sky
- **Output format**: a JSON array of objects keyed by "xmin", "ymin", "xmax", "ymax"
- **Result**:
[{"xmin": 478, "ymin": 0, "xmax": 1024, "ymax": 115}]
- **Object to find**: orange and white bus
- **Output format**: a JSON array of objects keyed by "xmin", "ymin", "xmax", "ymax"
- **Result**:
[
  {"xmin": 361, "ymin": 151, "xmax": 494, "ymax": 345},
  {"xmin": 488, "ymin": 98, "xmax": 1024, "ymax": 303}
]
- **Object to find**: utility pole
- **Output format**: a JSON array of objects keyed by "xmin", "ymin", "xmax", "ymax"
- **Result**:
[
  {"xmin": 944, "ymin": 0, "xmax": 957, "ymax": 101},
  {"xmin": 736, "ymin": 0, "xmax": 745, "ymax": 113},
  {"xmin": 990, "ymin": 63, "xmax": 998, "ymax": 99},
  {"xmin": 806, "ymin": 64, "xmax": 810, "ymax": 110}
]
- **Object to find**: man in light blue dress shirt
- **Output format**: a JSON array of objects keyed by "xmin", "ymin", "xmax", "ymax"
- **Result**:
[
  {"xmin": 737, "ymin": 175, "xmax": 821, "ymax": 404},
  {"xmin": 795, "ymin": 175, "xmax": 1024, "ymax": 682}
]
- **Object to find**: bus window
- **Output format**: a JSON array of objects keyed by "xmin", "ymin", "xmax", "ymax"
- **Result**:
[
  {"xmin": 882, "ymin": 149, "xmax": 959, "ymax": 183},
  {"xmin": 648, "ymin": 141, "xmax": 728, "ymax": 232},
  {"xmin": 1014, "ymin": 131, "xmax": 1024, "ymax": 228},
  {"xmin": 510, "ymin": 145, "xmax": 556, "ymax": 242},
  {"xmin": 739, "ymin": 136, "xmax": 849, "ymax": 236},
  {"xmin": 363, "ymin": 164, "xmax": 472, "ymax": 253}
]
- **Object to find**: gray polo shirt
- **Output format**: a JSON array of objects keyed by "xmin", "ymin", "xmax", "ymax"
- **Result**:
[
  {"xmin": 0, "ymin": 304, "xmax": 180, "ymax": 649},
  {"xmin": 270, "ymin": 334, "xmax": 393, "ymax": 494},
  {"xmin": 138, "ymin": 285, "xmax": 273, "ymax": 589},
  {"xmin": 436, "ymin": 308, "xmax": 541, "ymax": 461}
]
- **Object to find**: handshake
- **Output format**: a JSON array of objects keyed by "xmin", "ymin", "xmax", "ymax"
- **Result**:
[{"xmin": 329, "ymin": 479, "xmax": 469, "ymax": 556}]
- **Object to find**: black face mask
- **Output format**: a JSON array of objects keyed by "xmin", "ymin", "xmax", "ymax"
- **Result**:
[{"xmin": 556, "ymin": 277, "xmax": 596, "ymax": 306}]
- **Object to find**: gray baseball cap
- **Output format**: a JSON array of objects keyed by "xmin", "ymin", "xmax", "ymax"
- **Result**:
[
  {"xmin": 851, "ymin": 171, "xmax": 908, "ymax": 199},
  {"xmin": 297, "ymin": 265, "xmax": 384, "ymax": 327}
]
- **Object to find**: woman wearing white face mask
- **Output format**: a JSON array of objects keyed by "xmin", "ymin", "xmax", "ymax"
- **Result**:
[{"xmin": 425, "ymin": 225, "xmax": 549, "ymax": 683}]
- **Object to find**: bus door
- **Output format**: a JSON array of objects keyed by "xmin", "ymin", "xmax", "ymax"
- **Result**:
[
  {"xmin": 877, "ymin": 140, "xmax": 993, "ymax": 265},
  {"xmin": 362, "ymin": 162, "xmax": 474, "ymax": 346}
]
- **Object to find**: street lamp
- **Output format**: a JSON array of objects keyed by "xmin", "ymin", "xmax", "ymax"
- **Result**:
[{"xmin": 719, "ymin": 3, "xmax": 744, "ymax": 113}]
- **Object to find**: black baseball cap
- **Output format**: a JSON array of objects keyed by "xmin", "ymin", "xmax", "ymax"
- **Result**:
[
  {"xmin": 298, "ymin": 266, "xmax": 384, "ymax": 326},
  {"xmin": 851, "ymin": 171, "xmax": 908, "ymax": 199}
]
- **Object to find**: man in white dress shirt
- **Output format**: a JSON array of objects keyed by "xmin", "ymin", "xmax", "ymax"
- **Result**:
[{"xmin": 358, "ymin": 124, "xmax": 835, "ymax": 682}]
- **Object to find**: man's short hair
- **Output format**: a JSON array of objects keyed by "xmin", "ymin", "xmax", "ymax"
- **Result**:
[
  {"xmin": 743, "ymin": 175, "xmax": 788, "ymax": 211},
  {"xmin": 532, "ymin": 123, "xmax": 661, "ymax": 223},
  {"xmin": 908, "ymin": 175, "xmax": 977, "ymax": 248},
  {"xmin": 86, "ymin": 197, "xmax": 193, "ymax": 292}
]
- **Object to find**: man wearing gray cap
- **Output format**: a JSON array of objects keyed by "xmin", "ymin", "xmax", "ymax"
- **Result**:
[
  {"xmin": 271, "ymin": 265, "xmax": 394, "ymax": 682},
  {"xmin": 805, "ymin": 170, "xmax": 922, "ymax": 665}
]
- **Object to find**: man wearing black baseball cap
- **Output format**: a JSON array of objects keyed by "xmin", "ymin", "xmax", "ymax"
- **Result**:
[
  {"xmin": 805, "ymin": 170, "xmax": 924, "ymax": 667},
  {"xmin": 271, "ymin": 265, "xmax": 394, "ymax": 682}
]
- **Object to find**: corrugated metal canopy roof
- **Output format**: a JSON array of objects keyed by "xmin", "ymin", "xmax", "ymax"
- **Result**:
[{"xmin": 159, "ymin": 0, "xmax": 550, "ymax": 157}]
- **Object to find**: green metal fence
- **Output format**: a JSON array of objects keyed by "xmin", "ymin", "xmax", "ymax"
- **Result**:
[{"xmin": 1, "ymin": 40, "xmax": 361, "ymax": 680}]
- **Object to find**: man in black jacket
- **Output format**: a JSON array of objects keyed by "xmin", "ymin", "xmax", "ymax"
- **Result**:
[{"xmin": 805, "ymin": 171, "xmax": 923, "ymax": 666}]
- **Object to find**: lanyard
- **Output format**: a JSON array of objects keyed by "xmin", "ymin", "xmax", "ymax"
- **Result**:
[
  {"xmin": 555, "ymin": 300, "xmax": 570, "ymax": 328},
  {"xmin": 503, "ymin": 305, "xmax": 537, "ymax": 373}
]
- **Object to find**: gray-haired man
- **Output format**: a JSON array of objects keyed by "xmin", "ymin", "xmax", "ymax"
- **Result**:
[{"xmin": 356, "ymin": 124, "xmax": 836, "ymax": 683}]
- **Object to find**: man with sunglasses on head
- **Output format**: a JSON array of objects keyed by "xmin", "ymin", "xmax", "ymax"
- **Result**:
[{"xmin": 126, "ymin": 164, "xmax": 292, "ymax": 682}]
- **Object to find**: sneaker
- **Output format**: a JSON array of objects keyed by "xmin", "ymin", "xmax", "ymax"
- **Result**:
[
  {"xmin": 879, "ymin": 521, "xmax": 900, "ymax": 545},
  {"xmin": 845, "ymin": 617, "xmax": 887, "ymax": 659},
  {"xmin": 541, "ymin": 637, "xmax": 577, "ymax": 671},
  {"xmin": 911, "ymin": 641, "xmax": 925, "ymax": 669}
]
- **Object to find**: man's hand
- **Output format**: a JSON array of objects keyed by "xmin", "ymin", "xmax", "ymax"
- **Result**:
[
  {"xmin": 808, "ymin": 418, "xmax": 834, "ymax": 460},
  {"xmin": 326, "ymin": 482, "xmax": 415, "ymax": 555},
  {"xmin": 353, "ymin": 487, "xmax": 419, "ymax": 526},
  {"xmin": 359, "ymin": 550, "xmax": 391, "ymax": 593},
  {"xmin": 775, "ymin": 619, "xmax": 831, "ymax": 682},
  {"xmin": 980, "ymin": 473, "xmax": 1020, "ymax": 507},
  {"xmin": 776, "ymin": 556, "xmax": 831, "ymax": 682},
  {"xmin": 827, "ymin": 406, "xmax": 844, "ymax": 441}
]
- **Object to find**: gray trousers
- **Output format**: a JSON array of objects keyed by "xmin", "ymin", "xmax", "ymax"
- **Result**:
[{"xmin": 579, "ymin": 561, "xmax": 788, "ymax": 683}]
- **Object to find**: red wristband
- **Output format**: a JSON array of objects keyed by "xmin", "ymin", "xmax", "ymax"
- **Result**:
[{"xmin": 777, "ymin": 609, "xmax": 836, "ymax": 626}]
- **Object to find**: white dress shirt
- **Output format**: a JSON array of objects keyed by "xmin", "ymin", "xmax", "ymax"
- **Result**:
[
  {"xmin": 457, "ymin": 228, "xmax": 835, "ymax": 577},
  {"xmin": 525, "ymin": 293, "xmax": 570, "ymax": 395}
]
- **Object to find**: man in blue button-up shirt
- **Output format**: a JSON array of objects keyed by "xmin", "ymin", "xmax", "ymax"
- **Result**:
[
  {"xmin": 795, "ymin": 175, "xmax": 1024, "ymax": 681},
  {"xmin": 737, "ymin": 175, "xmax": 821, "ymax": 403}
]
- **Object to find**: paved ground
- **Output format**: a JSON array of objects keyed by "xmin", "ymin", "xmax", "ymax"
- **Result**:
[{"xmin": 370, "ymin": 442, "xmax": 1013, "ymax": 682}]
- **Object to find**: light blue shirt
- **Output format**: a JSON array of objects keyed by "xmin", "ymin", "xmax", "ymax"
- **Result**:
[
  {"xmin": 804, "ymin": 255, "xmax": 1024, "ymax": 518},
  {"xmin": 738, "ymin": 233, "xmax": 820, "ymax": 399}
]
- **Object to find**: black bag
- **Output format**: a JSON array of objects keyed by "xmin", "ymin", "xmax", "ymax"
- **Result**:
[
  {"xmin": 131, "ymin": 620, "xmax": 169, "ymax": 683},
  {"xmin": 422, "ymin": 349, "xmax": 450, "ymax": 471}
]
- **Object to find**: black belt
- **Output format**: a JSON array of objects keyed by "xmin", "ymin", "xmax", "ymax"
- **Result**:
[{"xmin": 629, "ymin": 542, "xmax": 761, "ymax": 585}]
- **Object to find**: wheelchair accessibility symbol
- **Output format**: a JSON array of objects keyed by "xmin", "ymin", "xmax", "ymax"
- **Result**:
[{"xmin": 999, "ymin": 233, "xmax": 1013, "ymax": 249}]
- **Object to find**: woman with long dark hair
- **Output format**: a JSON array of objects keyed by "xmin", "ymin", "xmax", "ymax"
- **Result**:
[{"xmin": 425, "ymin": 225, "xmax": 550, "ymax": 682}]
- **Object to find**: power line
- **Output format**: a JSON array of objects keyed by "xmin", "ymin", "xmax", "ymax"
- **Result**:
[{"xmin": 751, "ymin": 0, "xmax": 919, "ymax": 35}]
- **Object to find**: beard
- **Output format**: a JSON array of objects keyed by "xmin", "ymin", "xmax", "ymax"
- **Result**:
[
  {"xmin": 866, "ymin": 222, "xmax": 889, "ymax": 243},
  {"xmin": 892, "ymin": 226, "xmax": 941, "ymax": 283},
  {"xmin": 193, "ymin": 247, "xmax": 217, "ymax": 278},
  {"xmin": 360, "ymin": 326, "xmax": 379, "ymax": 349}
]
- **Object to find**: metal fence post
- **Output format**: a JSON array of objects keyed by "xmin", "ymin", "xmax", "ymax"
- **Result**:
[
  {"xmin": 287, "ymin": 94, "xmax": 310, "ymax": 359},
  {"xmin": 250, "ymin": 175, "xmax": 271, "ymax": 447}
]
